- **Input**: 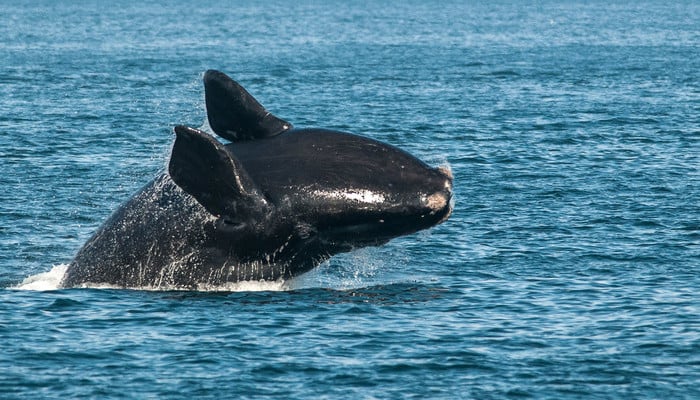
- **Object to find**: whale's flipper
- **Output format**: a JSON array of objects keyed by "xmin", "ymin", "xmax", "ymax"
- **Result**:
[
  {"xmin": 204, "ymin": 70, "xmax": 292, "ymax": 142},
  {"xmin": 169, "ymin": 125, "xmax": 269, "ymax": 220}
]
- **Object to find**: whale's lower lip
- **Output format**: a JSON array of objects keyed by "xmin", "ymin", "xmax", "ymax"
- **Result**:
[
  {"xmin": 438, "ymin": 197, "xmax": 454, "ymax": 224},
  {"xmin": 320, "ymin": 199, "xmax": 453, "ymax": 246},
  {"xmin": 441, "ymin": 169, "xmax": 454, "ymax": 222},
  {"xmin": 427, "ymin": 167, "xmax": 454, "ymax": 224}
]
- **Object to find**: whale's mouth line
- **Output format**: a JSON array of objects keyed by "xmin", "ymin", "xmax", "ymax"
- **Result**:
[
  {"xmin": 439, "ymin": 199, "xmax": 454, "ymax": 224},
  {"xmin": 318, "ymin": 202, "xmax": 452, "ymax": 249}
]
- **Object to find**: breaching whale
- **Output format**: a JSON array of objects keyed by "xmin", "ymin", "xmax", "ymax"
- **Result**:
[{"xmin": 60, "ymin": 70, "xmax": 453, "ymax": 289}]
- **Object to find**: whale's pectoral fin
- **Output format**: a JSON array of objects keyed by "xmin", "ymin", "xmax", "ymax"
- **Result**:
[
  {"xmin": 169, "ymin": 125, "xmax": 267, "ymax": 219},
  {"xmin": 204, "ymin": 69, "xmax": 293, "ymax": 142}
]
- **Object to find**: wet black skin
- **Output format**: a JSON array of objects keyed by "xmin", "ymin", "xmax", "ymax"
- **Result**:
[{"xmin": 61, "ymin": 71, "xmax": 453, "ymax": 289}]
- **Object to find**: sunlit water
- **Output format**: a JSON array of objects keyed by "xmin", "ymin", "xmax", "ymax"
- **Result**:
[{"xmin": 1, "ymin": 0, "xmax": 699, "ymax": 398}]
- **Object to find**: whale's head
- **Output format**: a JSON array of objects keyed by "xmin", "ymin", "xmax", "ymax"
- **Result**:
[
  {"xmin": 229, "ymin": 128, "xmax": 454, "ymax": 251},
  {"xmin": 169, "ymin": 126, "xmax": 452, "ymax": 256},
  {"xmin": 167, "ymin": 70, "xmax": 452, "ymax": 275}
]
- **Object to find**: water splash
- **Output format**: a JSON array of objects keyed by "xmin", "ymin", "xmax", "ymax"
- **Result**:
[
  {"xmin": 14, "ymin": 264, "xmax": 291, "ymax": 292},
  {"xmin": 288, "ymin": 248, "xmax": 387, "ymax": 290},
  {"xmin": 13, "ymin": 246, "xmax": 390, "ymax": 292},
  {"xmin": 13, "ymin": 264, "xmax": 67, "ymax": 291}
]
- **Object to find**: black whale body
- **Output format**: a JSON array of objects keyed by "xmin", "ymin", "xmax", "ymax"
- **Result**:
[{"xmin": 60, "ymin": 71, "xmax": 453, "ymax": 289}]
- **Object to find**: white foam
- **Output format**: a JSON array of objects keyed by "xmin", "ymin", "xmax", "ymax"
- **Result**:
[
  {"xmin": 13, "ymin": 264, "xmax": 67, "ymax": 291},
  {"xmin": 13, "ymin": 264, "xmax": 291, "ymax": 292},
  {"xmin": 70, "ymin": 280, "xmax": 291, "ymax": 292},
  {"xmin": 194, "ymin": 280, "xmax": 289, "ymax": 292}
]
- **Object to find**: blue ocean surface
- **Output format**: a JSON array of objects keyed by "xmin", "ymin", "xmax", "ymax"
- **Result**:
[{"xmin": 1, "ymin": 0, "xmax": 699, "ymax": 398}]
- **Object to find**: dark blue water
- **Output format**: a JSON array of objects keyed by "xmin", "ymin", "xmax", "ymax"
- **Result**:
[{"xmin": 2, "ymin": 0, "xmax": 699, "ymax": 398}]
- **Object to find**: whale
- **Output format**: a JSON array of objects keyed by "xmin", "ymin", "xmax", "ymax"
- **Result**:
[{"xmin": 60, "ymin": 70, "xmax": 453, "ymax": 289}]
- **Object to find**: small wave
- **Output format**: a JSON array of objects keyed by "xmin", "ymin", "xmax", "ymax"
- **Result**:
[
  {"xmin": 483, "ymin": 69, "xmax": 520, "ymax": 78},
  {"xmin": 13, "ymin": 264, "xmax": 67, "ymax": 291}
]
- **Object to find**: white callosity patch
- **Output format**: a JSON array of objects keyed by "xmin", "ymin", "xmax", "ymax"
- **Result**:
[{"xmin": 424, "ymin": 192, "xmax": 449, "ymax": 213}]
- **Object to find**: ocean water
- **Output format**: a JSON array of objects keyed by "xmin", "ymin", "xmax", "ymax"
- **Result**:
[{"xmin": 1, "ymin": 0, "xmax": 699, "ymax": 398}]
